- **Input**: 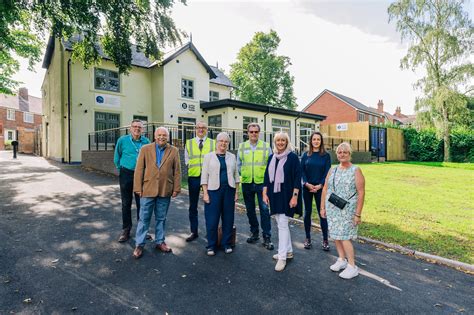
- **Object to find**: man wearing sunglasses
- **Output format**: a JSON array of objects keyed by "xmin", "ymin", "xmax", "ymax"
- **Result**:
[
  {"xmin": 114, "ymin": 119, "xmax": 150, "ymax": 243},
  {"xmin": 237, "ymin": 123, "xmax": 274, "ymax": 250}
]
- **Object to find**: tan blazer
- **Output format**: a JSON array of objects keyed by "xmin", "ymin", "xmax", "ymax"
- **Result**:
[
  {"xmin": 201, "ymin": 151, "xmax": 240, "ymax": 190},
  {"xmin": 134, "ymin": 143, "xmax": 181, "ymax": 197}
]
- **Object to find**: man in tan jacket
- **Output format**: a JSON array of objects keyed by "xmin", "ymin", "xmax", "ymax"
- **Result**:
[{"xmin": 132, "ymin": 127, "xmax": 181, "ymax": 259}]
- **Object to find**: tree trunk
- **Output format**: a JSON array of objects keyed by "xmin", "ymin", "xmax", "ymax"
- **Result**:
[{"xmin": 442, "ymin": 104, "xmax": 451, "ymax": 162}]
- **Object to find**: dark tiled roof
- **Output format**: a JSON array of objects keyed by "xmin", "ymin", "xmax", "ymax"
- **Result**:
[
  {"xmin": 326, "ymin": 90, "xmax": 381, "ymax": 116},
  {"xmin": 209, "ymin": 66, "xmax": 235, "ymax": 88},
  {"xmin": 201, "ymin": 99, "xmax": 326, "ymax": 121},
  {"xmin": 61, "ymin": 34, "xmax": 155, "ymax": 68}
]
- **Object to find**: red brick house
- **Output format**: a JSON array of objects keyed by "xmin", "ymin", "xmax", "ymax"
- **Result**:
[
  {"xmin": 303, "ymin": 89, "xmax": 384, "ymax": 126},
  {"xmin": 0, "ymin": 88, "xmax": 42, "ymax": 153}
]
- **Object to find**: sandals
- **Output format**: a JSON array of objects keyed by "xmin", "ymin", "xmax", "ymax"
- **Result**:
[
  {"xmin": 303, "ymin": 239, "xmax": 312, "ymax": 249},
  {"xmin": 133, "ymin": 246, "xmax": 144, "ymax": 259}
]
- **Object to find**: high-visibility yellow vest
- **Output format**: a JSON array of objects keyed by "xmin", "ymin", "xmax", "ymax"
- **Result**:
[
  {"xmin": 239, "ymin": 140, "xmax": 269, "ymax": 184},
  {"xmin": 186, "ymin": 138, "xmax": 215, "ymax": 177}
]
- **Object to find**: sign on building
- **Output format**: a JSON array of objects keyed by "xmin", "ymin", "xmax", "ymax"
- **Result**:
[
  {"xmin": 95, "ymin": 94, "xmax": 120, "ymax": 108},
  {"xmin": 336, "ymin": 123, "xmax": 348, "ymax": 131}
]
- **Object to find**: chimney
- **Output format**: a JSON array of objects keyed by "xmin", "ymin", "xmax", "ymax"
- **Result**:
[
  {"xmin": 377, "ymin": 100, "xmax": 384, "ymax": 113},
  {"xmin": 394, "ymin": 106, "xmax": 402, "ymax": 118},
  {"xmin": 18, "ymin": 87, "xmax": 29, "ymax": 112}
]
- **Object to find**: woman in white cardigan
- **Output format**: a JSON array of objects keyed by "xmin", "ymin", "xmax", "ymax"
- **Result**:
[{"xmin": 201, "ymin": 132, "xmax": 240, "ymax": 256}]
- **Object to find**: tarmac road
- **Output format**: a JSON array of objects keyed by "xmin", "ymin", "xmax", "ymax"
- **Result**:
[{"xmin": 0, "ymin": 151, "xmax": 472, "ymax": 314}]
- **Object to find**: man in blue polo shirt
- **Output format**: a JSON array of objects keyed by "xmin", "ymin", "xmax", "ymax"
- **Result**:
[{"xmin": 114, "ymin": 119, "xmax": 150, "ymax": 242}]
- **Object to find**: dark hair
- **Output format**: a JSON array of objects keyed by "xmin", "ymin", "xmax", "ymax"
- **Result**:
[{"xmin": 307, "ymin": 131, "xmax": 326, "ymax": 156}]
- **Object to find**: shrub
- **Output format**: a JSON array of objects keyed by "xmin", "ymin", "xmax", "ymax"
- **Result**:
[{"xmin": 403, "ymin": 127, "xmax": 474, "ymax": 162}]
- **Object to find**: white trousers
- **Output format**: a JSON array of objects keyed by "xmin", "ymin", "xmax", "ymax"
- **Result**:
[{"xmin": 275, "ymin": 214, "xmax": 293, "ymax": 260}]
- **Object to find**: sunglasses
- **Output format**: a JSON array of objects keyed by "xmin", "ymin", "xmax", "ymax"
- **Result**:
[{"xmin": 248, "ymin": 131, "xmax": 259, "ymax": 134}]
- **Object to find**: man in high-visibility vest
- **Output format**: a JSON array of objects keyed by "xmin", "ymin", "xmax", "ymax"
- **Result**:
[
  {"xmin": 184, "ymin": 121, "xmax": 215, "ymax": 242},
  {"xmin": 237, "ymin": 122, "xmax": 274, "ymax": 250}
]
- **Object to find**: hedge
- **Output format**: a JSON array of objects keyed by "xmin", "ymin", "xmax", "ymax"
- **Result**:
[{"xmin": 403, "ymin": 127, "xmax": 474, "ymax": 162}]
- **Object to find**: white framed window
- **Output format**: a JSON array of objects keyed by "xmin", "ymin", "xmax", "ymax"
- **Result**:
[
  {"xmin": 208, "ymin": 114, "xmax": 222, "ymax": 127},
  {"xmin": 209, "ymin": 90, "xmax": 219, "ymax": 101},
  {"xmin": 94, "ymin": 68, "xmax": 120, "ymax": 92},
  {"xmin": 358, "ymin": 112, "xmax": 366, "ymax": 121},
  {"xmin": 272, "ymin": 118, "xmax": 291, "ymax": 136},
  {"xmin": 23, "ymin": 112, "xmax": 34, "ymax": 123},
  {"xmin": 7, "ymin": 109, "xmax": 15, "ymax": 120},
  {"xmin": 181, "ymin": 79, "xmax": 194, "ymax": 99},
  {"xmin": 6, "ymin": 130, "xmax": 16, "ymax": 141},
  {"xmin": 243, "ymin": 116, "xmax": 258, "ymax": 131}
]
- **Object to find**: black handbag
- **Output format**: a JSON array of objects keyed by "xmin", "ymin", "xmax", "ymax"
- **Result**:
[{"xmin": 328, "ymin": 168, "xmax": 356, "ymax": 210}]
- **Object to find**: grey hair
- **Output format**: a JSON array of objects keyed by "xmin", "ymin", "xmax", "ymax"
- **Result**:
[
  {"xmin": 196, "ymin": 121, "xmax": 208, "ymax": 129},
  {"xmin": 155, "ymin": 126, "xmax": 169, "ymax": 137},
  {"xmin": 272, "ymin": 132, "xmax": 294, "ymax": 153},
  {"xmin": 216, "ymin": 132, "xmax": 230, "ymax": 142}
]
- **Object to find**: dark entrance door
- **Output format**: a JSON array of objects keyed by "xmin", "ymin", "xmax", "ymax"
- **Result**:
[{"xmin": 370, "ymin": 126, "xmax": 386, "ymax": 162}]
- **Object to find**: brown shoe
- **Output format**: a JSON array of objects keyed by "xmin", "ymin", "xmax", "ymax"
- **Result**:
[
  {"xmin": 133, "ymin": 246, "xmax": 144, "ymax": 259},
  {"xmin": 156, "ymin": 242, "xmax": 172, "ymax": 253},
  {"xmin": 118, "ymin": 229, "xmax": 130, "ymax": 243},
  {"xmin": 185, "ymin": 233, "xmax": 199, "ymax": 242}
]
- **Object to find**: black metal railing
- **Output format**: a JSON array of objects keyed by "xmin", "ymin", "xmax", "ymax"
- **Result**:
[{"xmin": 87, "ymin": 123, "xmax": 368, "ymax": 154}]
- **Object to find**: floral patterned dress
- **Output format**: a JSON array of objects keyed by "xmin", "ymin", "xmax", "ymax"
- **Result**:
[{"xmin": 326, "ymin": 165, "xmax": 358, "ymax": 240}]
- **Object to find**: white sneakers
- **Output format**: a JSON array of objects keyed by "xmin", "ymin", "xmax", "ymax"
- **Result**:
[
  {"xmin": 272, "ymin": 252, "xmax": 294, "ymax": 260},
  {"xmin": 275, "ymin": 259, "xmax": 286, "ymax": 272},
  {"xmin": 330, "ymin": 258, "xmax": 359, "ymax": 279},
  {"xmin": 330, "ymin": 258, "xmax": 348, "ymax": 271},
  {"xmin": 339, "ymin": 264, "xmax": 359, "ymax": 279}
]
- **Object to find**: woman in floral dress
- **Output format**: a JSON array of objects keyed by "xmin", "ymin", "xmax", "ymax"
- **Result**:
[{"xmin": 321, "ymin": 142, "xmax": 365, "ymax": 279}]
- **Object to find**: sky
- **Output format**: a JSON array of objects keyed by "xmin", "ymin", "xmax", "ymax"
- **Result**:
[{"xmin": 13, "ymin": 0, "xmax": 474, "ymax": 115}]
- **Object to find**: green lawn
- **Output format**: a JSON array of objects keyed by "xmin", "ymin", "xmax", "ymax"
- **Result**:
[
  {"xmin": 327, "ymin": 162, "xmax": 473, "ymax": 264},
  {"xmin": 182, "ymin": 162, "xmax": 474, "ymax": 264}
]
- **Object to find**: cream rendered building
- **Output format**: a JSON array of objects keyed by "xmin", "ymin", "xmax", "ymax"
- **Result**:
[{"xmin": 41, "ymin": 36, "xmax": 325, "ymax": 163}]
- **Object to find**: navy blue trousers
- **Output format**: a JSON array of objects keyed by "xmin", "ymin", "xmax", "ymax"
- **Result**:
[
  {"xmin": 204, "ymin": 185, "xmax": 236, "ymax": 249},
  {"xmin": 303, "ymin": 188, "xmax": 328, "ymax": 241},
  {"xmin": 187, "ymin": 176, "xmax": 201, "ymax": 234}
]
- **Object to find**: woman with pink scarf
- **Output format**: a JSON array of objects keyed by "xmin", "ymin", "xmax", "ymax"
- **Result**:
[{"xmin": 262, "ymin": 132, "xmax": 302, "ymax": 272}]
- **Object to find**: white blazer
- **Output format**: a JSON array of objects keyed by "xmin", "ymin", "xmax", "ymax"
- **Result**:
[{"xmin": 201, "ymin": 151, "xmax": 240, "ymax": 190}]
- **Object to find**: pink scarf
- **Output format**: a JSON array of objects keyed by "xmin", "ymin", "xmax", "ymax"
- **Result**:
[{"xmin": 268, "ymin": 149, "xmax": 291, "ymax": 193}]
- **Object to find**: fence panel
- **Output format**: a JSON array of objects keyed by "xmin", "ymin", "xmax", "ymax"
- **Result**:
[{"xmin": 386, "ymin": 128, "xmax": 406, "ymax": 161}]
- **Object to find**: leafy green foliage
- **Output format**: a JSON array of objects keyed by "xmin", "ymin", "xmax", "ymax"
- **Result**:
[
  {"xmin": 0, "ymin": 0, "xmax": 186, "ymax": 94},
  {"xmin": 388, "ymin": 0, "xmax": 473, "ymax": 161},
  {"xmin": 403, "ymin": 127, "xmax": 473, "ymax": 162},
  {"xmin": 230, "ymin": 30, "xmax": 296, "ymax": 110}
]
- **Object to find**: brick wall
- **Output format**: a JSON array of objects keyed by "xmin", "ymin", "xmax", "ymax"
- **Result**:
[
  {"xmin": 305, "ymin": 92, "xmax": 358, "ymax": 125},
  {"xmin": 0, "ymin": 107, "xmax": 42, "ymax": 152}
]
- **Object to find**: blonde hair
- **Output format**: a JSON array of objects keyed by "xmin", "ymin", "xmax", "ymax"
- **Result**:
[
  {"xmin": 336, "ymin": 142, "xmax": 353, "ymax": 160},
  {"xmin": 272, "ymin": 132, "xmax": 294, "ymax": 153}
]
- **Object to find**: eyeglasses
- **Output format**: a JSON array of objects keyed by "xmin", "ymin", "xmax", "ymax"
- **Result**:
[
  {"xmin": 131, "ymin": 125, "xmax": 142, "ymax": 129},
  {"xmin": 248, "ymin": 131, "xmax": 259, "ymax": 134},
  {"xmin": 196, "ymin": 127, "xmax": 207, "ymax": 130}
]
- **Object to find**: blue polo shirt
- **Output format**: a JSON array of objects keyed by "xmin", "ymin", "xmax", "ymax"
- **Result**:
[{"xmin": 114, "ymin": 135, "xmax": 150, "ymax": 171}]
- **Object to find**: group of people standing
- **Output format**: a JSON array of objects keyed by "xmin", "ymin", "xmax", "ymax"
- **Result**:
[{"xmin": 114, "ymin": 119, "xmax": 365, "ymax": 279}]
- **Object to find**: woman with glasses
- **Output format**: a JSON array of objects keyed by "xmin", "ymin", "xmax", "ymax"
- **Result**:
[
  {"xmin": 201, "ymin": 132, "xmax": 240, "ymax": 256},
  {"xmin": 321, "ymin": 142, "xmax": 365, "ymax": 279}
]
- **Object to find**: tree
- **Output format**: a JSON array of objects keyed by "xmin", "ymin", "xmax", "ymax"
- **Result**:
[
  {"xmin": 0, "ymin": 0, "xmax": 186, "ymax": 95},
  {"xmin": 230, "ymin": 30, "xmax": 296, "ymax": 110},
  {"xmin": 388, "ymin": 0, "xmax": 473, "ymax": 162}
]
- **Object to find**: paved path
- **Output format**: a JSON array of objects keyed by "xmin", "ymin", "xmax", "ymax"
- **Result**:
[{"xmin": 0, "ymin": 151, "xmax": 472, "ymax": 314}]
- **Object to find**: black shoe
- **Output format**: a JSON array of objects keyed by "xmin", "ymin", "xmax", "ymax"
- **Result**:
[
  {"xmin": 246, "ymin": 233, "xmax": 260, "ymax": 244},
  {"xmin": 146, "ymin": 234, "xmax": 153, "ymax": 241},
  {"xmin": 186, "ymin": 233, "xmax": 199, "ymax": 242},
  {"xmin": 263, "ymin": 237, "xmax": 274, "ymax": 250},
  {"xmin": 322, "ymin": 240, "xmax": 330, "ymax": 251},
  {"xmin": 304, "ymin": 238, "xmax": 312, "ymax": 249}
]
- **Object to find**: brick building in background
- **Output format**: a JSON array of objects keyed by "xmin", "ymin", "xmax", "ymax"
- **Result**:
[
  {"xmin": 0, "ymin": 88, "xmax": 43, "ymax": 153},
  {"xmin": 303, "ymin": 89, "xmax": 385, "ymax": 125}
]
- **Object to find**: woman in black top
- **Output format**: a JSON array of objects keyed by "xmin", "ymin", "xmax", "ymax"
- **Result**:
[{"xmin": 300, "ymin": 132, "xmax": 331, "ymax": 250}]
